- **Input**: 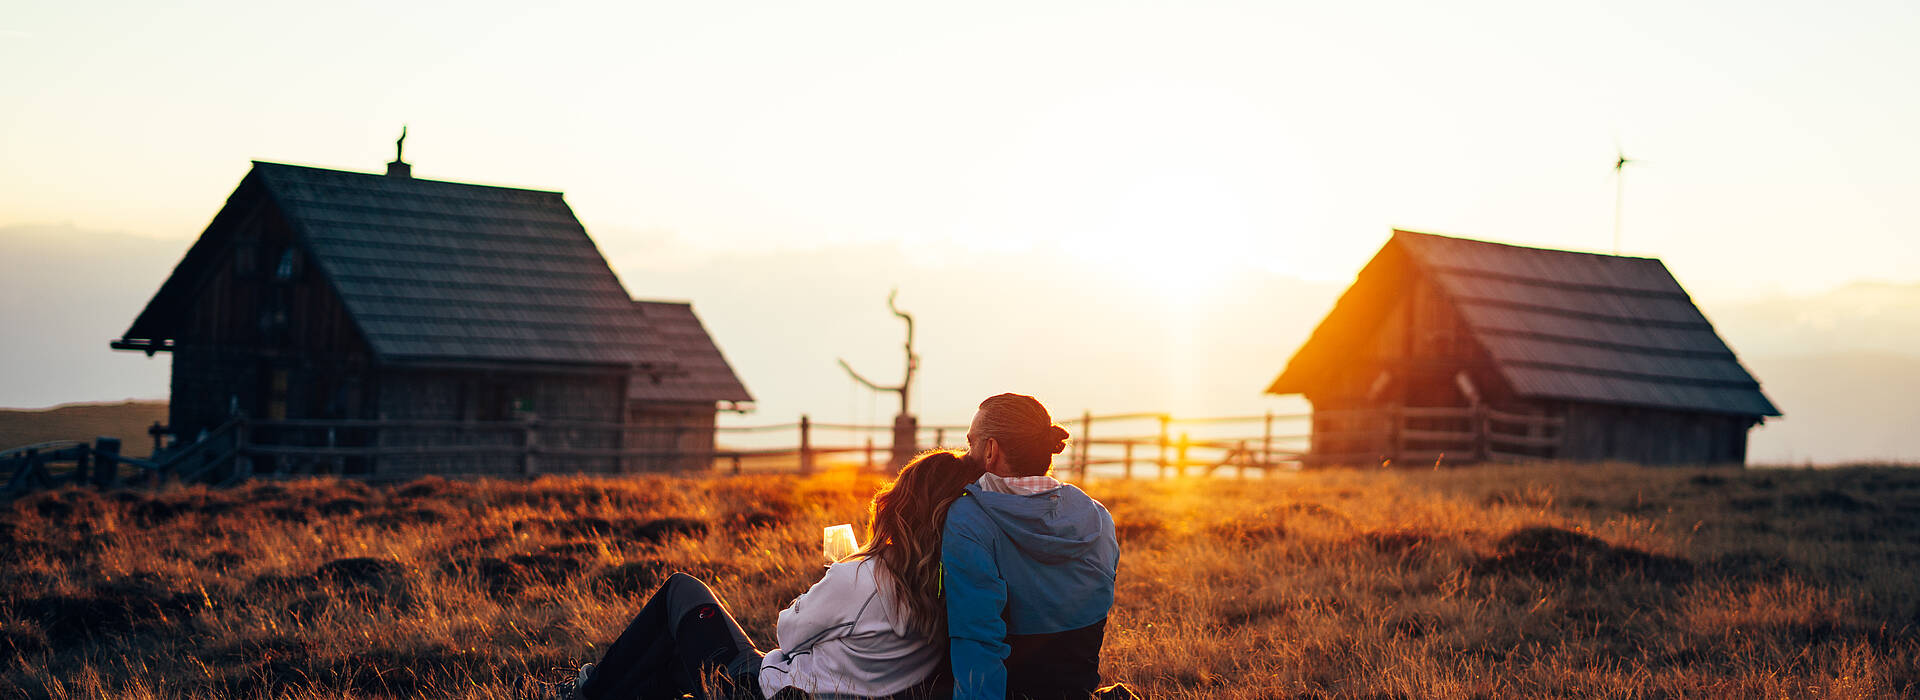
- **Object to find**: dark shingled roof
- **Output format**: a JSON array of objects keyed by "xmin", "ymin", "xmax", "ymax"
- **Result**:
[
  {"xmin": 125, "ymin": 161, "xmax": 673, "ymax": 369},
  {"xmin": 1270, "ymin": 230, "xmax": 1779, "ymax": 417},
  {"xmin": 628, "ymin": 301, "xmax": 754, "ymax": 405}
]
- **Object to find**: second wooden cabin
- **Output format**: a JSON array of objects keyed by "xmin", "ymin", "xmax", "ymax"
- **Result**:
[{"xmin": 1267, "ymin": 230, "xmax": 1779, "ymax": 467}]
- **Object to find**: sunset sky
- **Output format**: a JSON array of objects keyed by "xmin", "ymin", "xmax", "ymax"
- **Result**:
[{"xmin": 3, "ymin": 1, "xmax": 1917, "ymax": 462}]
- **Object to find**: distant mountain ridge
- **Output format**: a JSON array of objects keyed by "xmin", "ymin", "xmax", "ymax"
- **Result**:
[
  {"xmin": 1706, "ymin": 281, "xmax": 1920, "ymax": 358},
  {"xmin": 1742, "ymin": 351, "xmax": 1920, "ymax": 465},
  {"xmin": 0, "ymin": 400, "xmax": 167, "ymax": 457}
]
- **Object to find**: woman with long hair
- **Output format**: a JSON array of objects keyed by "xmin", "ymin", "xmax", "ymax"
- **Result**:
[{"xmin": 554, "ymin": 450, "xmax": 982, "ymax": 700}]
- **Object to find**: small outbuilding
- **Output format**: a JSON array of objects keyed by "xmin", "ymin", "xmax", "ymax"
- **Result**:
[
  {"xmin": 1267, "ymin": 230, "xmax": 1779, "ymax": 467},
  {"xmin": 112, "ymin": 157, "xmax": 748, "ymax": 476},
  {"xmin": 626, "ymin": 300, "xmax": 755, "ymax": 471}
]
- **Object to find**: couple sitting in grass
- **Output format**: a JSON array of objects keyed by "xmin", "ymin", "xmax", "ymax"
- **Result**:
[{"xmin": 549, "ymin": 393, "xmax": 1124, "ymax": 700}]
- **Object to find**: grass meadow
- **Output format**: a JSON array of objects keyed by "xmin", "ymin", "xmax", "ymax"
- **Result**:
[{"xmin": 2, "ymin": 463, "xmax": 1917, "ymax": 699}]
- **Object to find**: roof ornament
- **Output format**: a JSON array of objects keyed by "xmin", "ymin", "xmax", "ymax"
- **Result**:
[
  {"xmin": 1612, "ymin": 140, "xmax": 1635, "ymax": 253},
  {"xmin": 386, "ymin": 125, "xmax": 412, "ymax": 179}
]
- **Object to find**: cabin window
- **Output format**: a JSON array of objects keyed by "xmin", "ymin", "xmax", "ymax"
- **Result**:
[{"xmin": 274, "ymin": 249, "xmax": 300, "ymax": 281}]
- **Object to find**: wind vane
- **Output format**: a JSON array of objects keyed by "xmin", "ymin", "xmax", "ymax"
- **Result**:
[
  {"xmin": 396, "ymin": 125, "xmax": 407, "ymax": 163},
  {"xmin": 1612, "ymin": 144, "xmax": 1634, "ymax": 253}
]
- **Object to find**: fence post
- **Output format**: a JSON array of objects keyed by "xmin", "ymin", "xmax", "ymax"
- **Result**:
[
  {"xmin": 148, "ymin": 421, "xmax": 167, "ymax": 457},
  {"xmin": 147, "ymin": 442, "xmax": 164, "ymax": 490},
  {"xmin": 1262, "ymin": 410, "xmax": 1274, "ymax": 471},
  {"xmin": 864, "ymin": 436, "xmax": 875, "ymax": 472},
  {"xmin": 327, "ymin": 427, "xmax": 343, "ymax": 476},
  {"xmin": 93, "ymin": 437, "xmax": 121, "ymax": 489},
  {"xmin": 732, "ymin": 453, "xmax": 743, "ymax": 475},
  {"xmin": 1079, "ymin": 410, "xmax": 1092, "ymax": 482},
  {"xmin": 2, "ymin": 451, "xmax": 25, "ymax": 495},
  {"xmin": 799, "ymin": 415, "xmax": 815, "ymax": 475},
  {"xmin": 21, "ymin": 449, "xmax": 44, "ymax": 490},
  {"xmin": 1524, "ymin": 409, "xmax": 1545, "ymax": 460},
  {"xmin": 1176, "ymin": 432, "xmax": 1190, "ymax": 478},
  {"xmin": 1473, "ymin": 404, "xmax": 1490, "ymax": 463},
  {"xmin": 934, "ymin": 428, "xmax": 946, "ymax": 449},
  {"xmin": 522, "ymin": 419, "xmax": 540, "ymax": 477},
  {"xmin": 1123, "ymin": 441, "xmax": 1134, "ymax": 480},
  {"xmin": 71, "ymin": 444, "xmax": 91, "ymax": 487},
  {"xmin": 233, "ymin": 417, "xmax": 252, "ymax": 482},
  {"xmin": 671, "ymin": 425, "xmax": 687, "ymax": 473},
  {"xmin": 1237, "ymin": 440, "xmax": 1248, "ymax": 479},
  {"xmin": 1157, "ymin": 415, "xmax": 1170, "ymax": 479},
  {"xmin": 367, "ymin": 420, "xmax": 381, "ymax": 479},
  {"xmin": 890, "ymin": 414, "xmax": 918, "ymax": 471},
  {"xmin": 1386, "ymin": 404, "xmax": 1402, "ymax": 467}
]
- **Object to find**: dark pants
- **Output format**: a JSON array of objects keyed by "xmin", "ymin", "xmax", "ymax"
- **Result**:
[
  {"xmin": 584, "ymin": 572, "xmax": 764, "ymax": 700},
  {"xmin": 1005, "ymin": 618, "xmax": 1106, "ymax": 700}
]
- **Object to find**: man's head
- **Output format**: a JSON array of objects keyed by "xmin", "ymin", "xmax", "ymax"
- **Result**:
[{"xmin": 966, "ymin": 393, "xmax": 1069, "ymax": 477}]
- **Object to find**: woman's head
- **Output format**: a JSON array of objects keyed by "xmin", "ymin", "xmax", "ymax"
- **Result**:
[
  {"xmin": 855, "ymin": 450, "xmax": 984, "ymax": 641},
  {"xmin": 967, "ymin": 393, "xmax": 1069, "ymax": 477}
]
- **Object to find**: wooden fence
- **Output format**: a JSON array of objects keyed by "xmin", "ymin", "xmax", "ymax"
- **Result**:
[
  {"xmin": 219, "ymin": 411, "xmax": 1319, "ymax": 481},
  {"xmin": 1301, "ymin": 405, "xmax": 1566, "ymax": 468},
  {"xmin": 5, "ymin": 405, "xmax": 1563, "ymax": 499},
  {"xmin": 2, "ymin": 417, "xmax": 246, "ymax": 500}
]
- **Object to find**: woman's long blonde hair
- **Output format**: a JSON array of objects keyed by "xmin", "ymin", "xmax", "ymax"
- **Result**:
[{"xmin": 853, "ymin": 450, "xmax": 984, "ymax": 641}]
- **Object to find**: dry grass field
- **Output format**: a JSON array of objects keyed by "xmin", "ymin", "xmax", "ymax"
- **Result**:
[{"xmin": 2, "ymin": 463, "xmax": 1917, "ymax": 699}]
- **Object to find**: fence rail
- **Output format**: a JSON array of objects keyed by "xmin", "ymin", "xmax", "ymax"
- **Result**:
[{"xmin": 5, "ymin": 403, "xmax": 1566, "ymax": 499}]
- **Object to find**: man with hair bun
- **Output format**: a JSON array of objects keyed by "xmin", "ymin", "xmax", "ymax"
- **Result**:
[{"xmin": 944, "ymin": 393, "xmax": 1121, "ymax": 700}]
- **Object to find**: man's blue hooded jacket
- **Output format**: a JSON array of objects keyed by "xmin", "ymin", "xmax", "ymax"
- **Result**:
[{"xmin": 941, "ymin": 483, "xmax": 1119, "ymax": 700}]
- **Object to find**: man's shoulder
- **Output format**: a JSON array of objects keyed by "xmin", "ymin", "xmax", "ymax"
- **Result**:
[
  {"xmin": 1054, "ymin": 484, "xmax": 1115, "ymax": 518},
  {"xmin": 943, "ymin": 490, "xmax": 996, "ymax": 537}
]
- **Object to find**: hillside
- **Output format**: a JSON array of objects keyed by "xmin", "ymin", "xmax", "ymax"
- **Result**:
[
  {"xmin": 0, "ymin": 401, "xmax": 166, "ymax": 457},
  {"xmin": 1743, "ymin": 352, "xmax": 1920, "ymax": 464},
  {"xmin": 3, "ymin": 465, "xmax": 1916, "ymax": 698}
]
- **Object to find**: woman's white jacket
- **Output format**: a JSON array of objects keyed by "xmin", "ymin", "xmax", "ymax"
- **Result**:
[{"xmin": 758, "ymin": 558, "xmax": 940, "ymax": 698}]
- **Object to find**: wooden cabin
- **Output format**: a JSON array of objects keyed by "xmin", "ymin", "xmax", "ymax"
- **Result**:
[
  {"xmin": 111, "ymin": 158, "xmax": 748, "ymax": 476},
  {"xmin": 1267, "ymin": 230, "xmax": 1780, "ymax": 467}
]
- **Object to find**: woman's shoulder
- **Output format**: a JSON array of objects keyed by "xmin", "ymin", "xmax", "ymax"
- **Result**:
[{"xmin": 823, "ymin": 557, "xmax": 885, "ymax": 586}]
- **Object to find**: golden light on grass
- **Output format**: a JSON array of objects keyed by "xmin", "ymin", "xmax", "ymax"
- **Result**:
[{"xmin": 1, "ymin": 465, "xmax": 1917, "ymax": 698}]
